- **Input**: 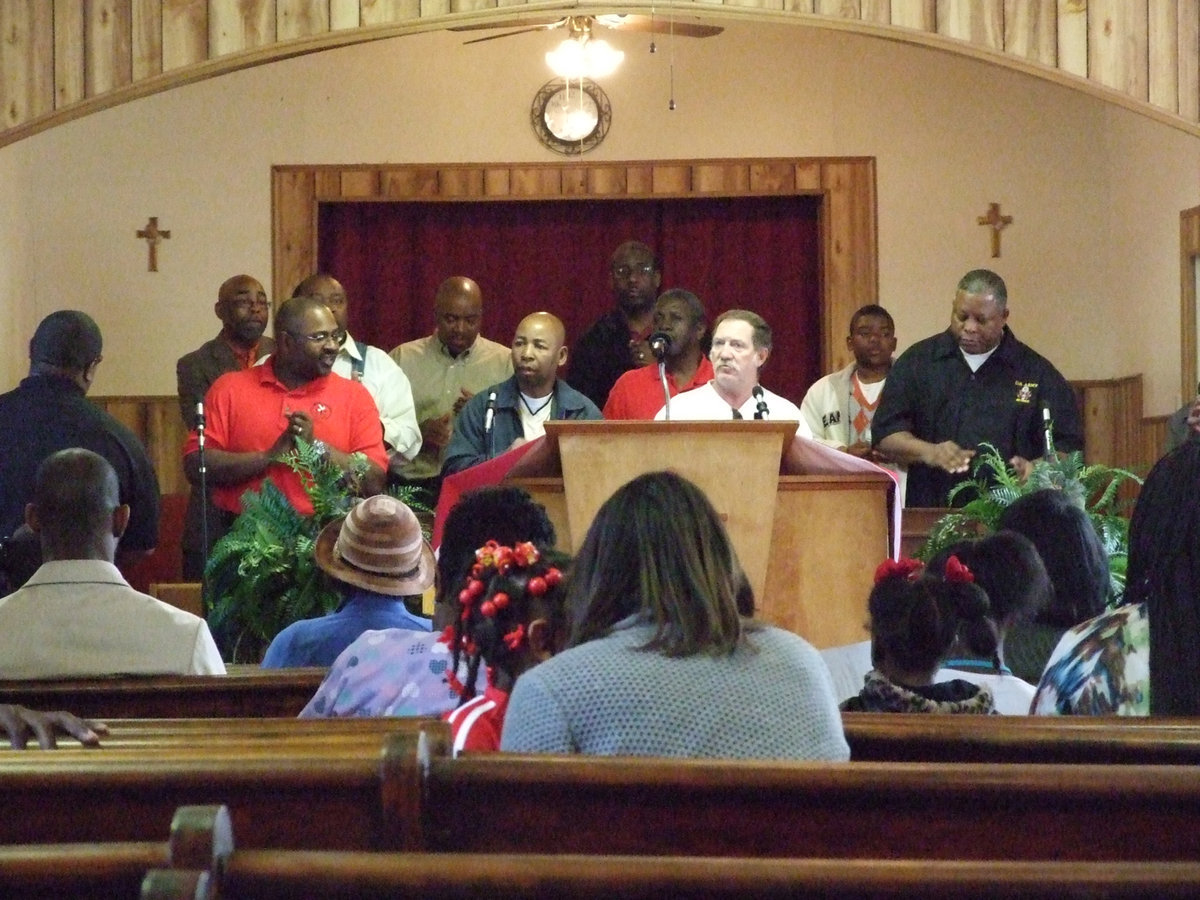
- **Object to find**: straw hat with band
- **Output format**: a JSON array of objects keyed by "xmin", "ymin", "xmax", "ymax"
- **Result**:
[{"xmin": 313, "ymin": 495, "xmax": 435, "ymax": 596}]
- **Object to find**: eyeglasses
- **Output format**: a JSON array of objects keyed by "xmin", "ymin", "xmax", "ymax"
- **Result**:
[
  {"xmin": 612, "ymin": 264, "xmax": 656, "ymax": 279},
  {"xmin": 287, "ymin": 329, "xmax": 347, "ymax": 347}
]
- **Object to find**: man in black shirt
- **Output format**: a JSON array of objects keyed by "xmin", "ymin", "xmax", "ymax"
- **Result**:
[
  {"xmin": 872, "ymin": 269, "xmax": 1082, "ymax": 507},
  {"xmin": 0, "ymin": 311, "xmax": 160, "ymax": 584}
]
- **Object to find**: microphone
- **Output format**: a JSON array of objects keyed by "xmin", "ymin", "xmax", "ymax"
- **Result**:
[
  {"xmin": 195, "ymin": 401, "xmax": 205, "ymax": 431},
  {"xmin": 484, "ymin": 390, "xmax": 498, "ymax": 458},
  {"xmin": 752, "ymin": 385, "xmax": 770, "ymax": 420},
  {"xmin": 647, "ymin": 331, "xmax": 671, "ymax": 361},
  {"xmin": 483, "ymin": 391, "xmax": 497, "ymax": 435}
]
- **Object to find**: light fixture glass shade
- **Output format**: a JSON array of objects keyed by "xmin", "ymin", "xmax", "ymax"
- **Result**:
[{"xmin": 546, "ymin": 38, "xmax": 624, "ymax": 79}]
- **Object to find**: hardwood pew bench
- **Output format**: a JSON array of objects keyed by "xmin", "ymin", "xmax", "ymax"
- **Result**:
[
  {"xmin": 0, "ymin": 840, "xmax": 169, "ymax": 900},
  {"xmin": 0, "ymin": 667, "xmax": 328, "ymax": 719},
  {"xmin": 0, "ymin": 722, "xmax": 448, "ymax": 849},
  {"xmin": 141, "ymin": 805, "xmax": 1200, "ymax": 900},
  {"xmin": 391, "ymin": 732, "xmax": 1200, "ymax": 861},
  {"xmin": 843, "ymin": 713, "xmax": 1200, "ymax": 764}
]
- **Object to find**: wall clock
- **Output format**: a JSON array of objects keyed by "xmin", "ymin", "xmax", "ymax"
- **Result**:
[{"xmin": 531, "ymin": 79, "xmax": 611, "ymax": 155}]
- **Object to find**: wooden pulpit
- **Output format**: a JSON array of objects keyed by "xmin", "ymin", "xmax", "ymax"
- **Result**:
[{"xmin": 506, "ymin": 421, "xmax": 893, "ymax": 649}]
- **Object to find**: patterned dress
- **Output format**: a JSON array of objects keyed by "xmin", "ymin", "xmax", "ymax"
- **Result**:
[
  {"xmin": 840, "ymin": 671, "xmax": 996, "ymax": 714},
  {"xmin": 1030, "ymin": 603, "xmax": 1150, "ymax": 716}
]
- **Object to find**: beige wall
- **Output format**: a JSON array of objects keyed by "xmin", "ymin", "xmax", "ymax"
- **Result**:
[{"xmin": 1, "ymin": 22, "xmax": 1197, "ymax": 414}]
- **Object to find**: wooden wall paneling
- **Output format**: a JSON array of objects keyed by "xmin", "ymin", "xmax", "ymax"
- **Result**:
[
  {"xmin": 1088, "ymin": 0, "xmax": 1149, "ymax": 101},
  {"xmin": 1074, "ymin": 374, "xmax": 1144, "ymax": 471},
  {"xmin": 314, "ymin": 168, "xmax": 341, "ymax": 197},
  {"xmin": 359, "ymin": 0, "xmax": 422, "ymax": 26},
  {"xmin": 587, "ymin": 166, "xmax": 628, "ymax": 195},
  {"xmin": 890, "ymin": 0, "xmax": 936, "ymax": 31},
  {"xmin": 1056, "ymin": 0, "xmax": 1088, "ymax": 78},
  {"xmin": 693, "ymin": 163, "xmax": 751, "ymax": 193},
  {"xmin": 272, "ymin": 167, "xmax": 319, "ymax": 303},
  {"xmin": 860, "ymin": 0, "xmax": 892, "ymax": 24},
  {"xmin": 438, "ymin": 167, "xmax": 486, "ymax": 197},
  {"xmin": 448, "ymin": 0, "xmax": 499, "ymax": 13},
  {"xmin": 748, "ymin": 161, "xmax": 796, "ymax": 193},
  {"xmin": 210, "ymin": 0, "xmax": 275, "ymax": 57},
  {"xmin": 1180, "ymin": 205, "xmax": 1200, "ymax": 401},
  {"xmin": 625, "ymin": 165, "xmax": 654, "ymax": 194},
  {"xmin": 1, "ymin": 2, "xmax": 54, "ymax": 129},
  {"xmin": 794, "ymin": 160, "xmax": 822, "ymax": 190},
  {"xmin": 381, "ymin": 167, "xmax": 440, "ymax": 197},
  {"xmin": 53, "ymin": 2, "xmax": 86, "ymax": 110},
  {"xmin": 820, "ymin": 158, "xmax": 877, "ymax": 373},
  {"xmin": 162, "ymin": 0, "xmax": 208, "ymax": 72},
  {"xmin": 329, "ymin": 0, "xmax": 362, "ymax": 30},
  {"xmin": 812, "ymin": 1, "xmax": 850, "ymax": 17},
  {"xmin": 651, "ymin": 165, "xmax": 692, "ymax": 194},
  {"xmin": 278, "ymin": 0, "xmax": 331, "ymax": 42},
  {"xmin": 131, "ymin": 0, "xmax": 163, "ymax": 81},
  {"xmin": 85, "ymin": 0, "xmax": 134, "ymax": 98},
  {"xmin": 936, "ymin": 0, "xmax": 1004, "ymax": 50},
  {"xmin": 1149, "ymin": 0, "xmax": 1180, "ymax": 114},
  {"xmin": 339, "ymin": 169, "xmax": 380, "ymax": 197},
  {"xmin": 1004, "ymin": 0, "xmax": 1057, "ymax": 66},
  {"xmin": 509, "ymin": 167, "xmax": 562, "ymax": 196},
  {"xmin": 1178, "ymin": 0, "xmax": 1200, "ymax": 122}
]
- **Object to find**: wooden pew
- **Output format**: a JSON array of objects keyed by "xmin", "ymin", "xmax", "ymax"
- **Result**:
[
  {"xmin": 0, "ymin": 721, "xmax": 449, "ymax": 850},
  {"xmin": 397, "ymin": 736, "xmax": 1200, "ymax": 861},
  {"xmin": 0, "ymin": 666, "xmax": 327, "ymax": 718},
  {"xmin": 140, "ymin": 805, "xmax": 1200, "ymax": 899},
  {"xmin": 0, "ymin": 841, "xmax": 169, "ymax": 900},
  {"xmin": 843, "ymin": 713, "xmax": 1200, "ymax": 764}
]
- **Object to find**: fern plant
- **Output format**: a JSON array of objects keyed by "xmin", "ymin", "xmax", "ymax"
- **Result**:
[
  {"xmin": 204, "ymin": 440, "xmax": 433, "ymax": 662},
  {"xmin": 917, "ymin": 444, "xmax": 1142, "ymax": 603}
]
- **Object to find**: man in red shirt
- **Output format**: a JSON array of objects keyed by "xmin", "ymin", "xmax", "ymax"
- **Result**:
[
  {"xmin": 183, "ymin": 296, "xmax": 387, "ymax": 519},
  {"xmin": 603, "ymin": 289, "xmax": 713, "ymax": 420}
]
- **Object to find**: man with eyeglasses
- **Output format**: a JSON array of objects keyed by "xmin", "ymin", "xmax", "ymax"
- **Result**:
[
  {"xmin": 291, "ymin": 274, "xmax": 421, "ymax": 481},
  {"xmin": 567, "ymin": 240, "xmax": 662, "ymax": 408},
  {"xmin": 184, "ymin": 296, "xmax": 388, "ymax": 534},
  {"xmin": 176, "ymin": 274, "xmax": 276, "ymax": 579}
]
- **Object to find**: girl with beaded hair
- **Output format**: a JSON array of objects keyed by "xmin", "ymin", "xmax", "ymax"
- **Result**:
[
  {"xmin": 841, "ymin": 557, "xmax": 999, "ymax": 714},
  {"xmin": 443, "ymin": 540, "xmax": 569, "ymax": 755},
  {"xmin": 500, "ymin": 470, "xmax": 849, "ymax": 759}
]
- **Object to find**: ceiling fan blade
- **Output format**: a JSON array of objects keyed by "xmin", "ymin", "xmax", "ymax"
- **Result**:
[
  {"xmin": 593, "ymin": 14, "xmax": 723, "ymax": 38},
  {"xmin": 450, "ymin": 16, "xmax": 566, "ymax": 34},
  {"xmin": 460, "ymin": 25, "xmax": 559, "ymax": 45}
]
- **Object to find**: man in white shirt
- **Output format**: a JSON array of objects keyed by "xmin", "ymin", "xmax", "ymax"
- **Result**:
[
  {"xmin": 656, "ymin": 308, "xmax": 812, "ymax": 437},
  {"xmin": 0, "ymin": 449, "xmax": 224, "ymax": 677},
  {"xmin": 291, "ymin": 273, "xmax": 422, "ymax": 480}
]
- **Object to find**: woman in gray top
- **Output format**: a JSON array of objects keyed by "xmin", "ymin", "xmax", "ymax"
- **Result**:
[{"xmin": 500, "ymin": 470, "xmax": 849, "ymax": 760}]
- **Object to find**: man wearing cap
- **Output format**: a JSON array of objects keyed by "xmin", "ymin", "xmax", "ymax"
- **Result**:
[
  {"xmin": 260, "ymin": 494, "xmax": 435, "ymax": 668},
  {"xmin": 0, "ymin": 311, "xmax": 159, "ymax": 587}
]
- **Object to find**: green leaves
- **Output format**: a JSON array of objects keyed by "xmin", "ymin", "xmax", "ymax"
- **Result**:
[
  {"xmin": 918, "ymin": 444, "xmax": 1142, "ymax": 606},
  {"xmin": 204, "ymin": 439, "xmax": 433, "ymax": 662}
]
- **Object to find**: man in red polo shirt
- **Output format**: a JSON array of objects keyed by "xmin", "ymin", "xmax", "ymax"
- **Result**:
[
  {"xmin": 183, "ymin": 296, "xmax": 387, "ymax": 520},
  {"xmin": 603, "ymin": 289, "xmax": 714, "ymax": 420}
]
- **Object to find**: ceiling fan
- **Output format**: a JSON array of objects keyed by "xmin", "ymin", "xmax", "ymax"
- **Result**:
[{"xmin": 450, "ymin": 14, "xmax": 723, "ymax": 46}]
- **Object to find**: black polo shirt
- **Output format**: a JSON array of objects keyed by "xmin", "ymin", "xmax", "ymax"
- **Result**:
[
  {"xmin": 567, "ymin": 309, "xmax": 637, "ymax": 408},
  {"xmin": 0, "ymin": 374, "xmax": 160, "ymax": 551},
  {"xmin": 872, "ymin": 328, "xmax": 1082, "ymax": 507}
]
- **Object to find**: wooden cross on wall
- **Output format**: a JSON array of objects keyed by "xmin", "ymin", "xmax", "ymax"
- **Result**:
[
  {"xmin": 136, "ymin": 217, "xmax": 171, "ymax": 272},
  {"xmin": 977, "ymin": 202, "xmax": 1013, "ymax": 258}
]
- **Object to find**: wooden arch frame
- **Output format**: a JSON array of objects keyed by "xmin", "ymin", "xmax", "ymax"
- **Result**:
[{"xmin": 272, "ymin": 156, "xmax": 876, "ymax": 373}]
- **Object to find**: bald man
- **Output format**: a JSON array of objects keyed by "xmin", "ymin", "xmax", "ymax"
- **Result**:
[
  {"xmin": 442, "ymin": 312, "xmax": 602, "ymax": 475},
  {"xmin": 176, "ymin": 274, "xmax": 276, "ymax": 578},
  {"xmin": 390, "ymin": 277, "xmax": 512, "ymax": 484}
]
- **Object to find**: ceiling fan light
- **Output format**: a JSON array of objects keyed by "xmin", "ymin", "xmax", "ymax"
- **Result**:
[
  {"xmin": 584, "ymin": 39, "xmax": 624, "ymax": 78},
  {"xmin": 546, "ymin": 39, "xmax": 587, "ymax": 79}
]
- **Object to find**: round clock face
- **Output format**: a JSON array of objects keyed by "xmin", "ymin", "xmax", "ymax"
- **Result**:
[
  {"xmin": 544, "ymin": 89, "xmax": 599, "ymax": 142},
  {"xmin": 531, "ymin": 79, "xmax": 611, "ymax": 155}
]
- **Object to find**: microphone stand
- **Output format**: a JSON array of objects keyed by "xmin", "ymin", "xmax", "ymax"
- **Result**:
[
  {"xmin": 195, "ymin": 402, "xmax": 210, "ymax": 600},
  {"xmin": 658, "ymin": 359, "xmax": 671, "ymax": 421}
]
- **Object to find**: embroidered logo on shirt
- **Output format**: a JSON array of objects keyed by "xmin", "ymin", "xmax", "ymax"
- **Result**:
[
  {"xmin": 311, "ymin": 402, "xmax": 332, "ymax": 419},
  {"xmin": 1014, "ymin": 382, "xmax": 1037, "ymax": 404}
]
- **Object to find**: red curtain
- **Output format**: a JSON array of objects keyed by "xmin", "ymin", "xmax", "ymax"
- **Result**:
[{"xmin": 316, "ymin": 194, "xmax": 821, "ymax": 399}]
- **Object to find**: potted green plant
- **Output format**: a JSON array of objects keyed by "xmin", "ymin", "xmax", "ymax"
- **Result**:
[
  {"xmin": 204, "ymin": 440, "xmax": 432, "ymax": 662},
  {"xmin": 917, "ymin": 444, "xmax": 1141, "ymax": 602}
]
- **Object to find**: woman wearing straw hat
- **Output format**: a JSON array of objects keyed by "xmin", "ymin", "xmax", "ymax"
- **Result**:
[{"xmin": 261, "ymin": 495, "xmax": 435, "ymax": 668}]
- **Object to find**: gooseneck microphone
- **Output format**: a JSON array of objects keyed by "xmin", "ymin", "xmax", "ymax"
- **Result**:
[
  {"xmin": 752, "ymin": 385, "xmax": 770, "ymax": 420},
  {"xmin": 647, "ymin": 331, "xmax": 672, "ymax": 361},
  {"xmin": 484, "ymin": 391, "xmax": 498, "ymax": 458}
]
